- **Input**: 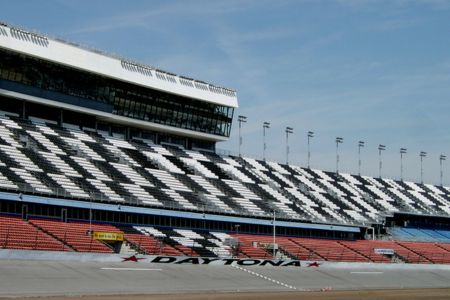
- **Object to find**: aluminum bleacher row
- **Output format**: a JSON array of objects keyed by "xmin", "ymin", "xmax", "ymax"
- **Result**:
[
  {"xmin": 0, "ymin": 114, "xmax": 449, "ymax": 226},
  {"xmin": 389, "ymin": 227, "xmax": 450, "ymax": 243},
  {"xmin": 1, "ymin": 215, "xmax": 450, "ymax": 264}
]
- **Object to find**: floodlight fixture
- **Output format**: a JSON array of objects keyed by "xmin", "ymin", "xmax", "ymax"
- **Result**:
[
  {"xmin": 307, "ymin": 131, "xmax": 314, "ymax": 168},
  {"xmin": 238, "ymin": 115, "xmax": 247, "ymax": 157},
  {"xmin": 358, "ymin": 141, "xmax": 365, "ymax": 175},
  {"xmin": 400, "ymin": 148, "xmax": 407, "ymax": 181},
  {"xmin": 285, "ymin": 127, "xmax": 293, "ymax": 164},
  {"xmin": 335, "ymin": 137, "xmax": 344, "ymax": 173},
  {"xmin": 378, "ymin": 144, "xmax": 386, "ymax": 178},
  {"xmin": 440, "ymin": 154, "xmax": 446, "ymax": 186},
  {"xmin": 420, "ymin": 151, "xmax": 427, "ymax": 184},
  {"xmin": 262, "ymin": 122, "xmax": 270, "ymax": 161}
]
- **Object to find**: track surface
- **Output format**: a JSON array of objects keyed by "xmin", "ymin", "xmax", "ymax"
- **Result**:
[
  {"xmin": 1, "ymin": 289, "xmax": 450, "ymax": 300},
  {"xmin": 1, "ymin": 259, "xmax": 450, "ymax": 299}
]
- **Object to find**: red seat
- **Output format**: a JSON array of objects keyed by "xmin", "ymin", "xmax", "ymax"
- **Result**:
[
  {"xmin": 0, "ymin": 215, "xmax": 67, "ymax": 251},
  {"xmin": 29, "ymin": 218, "xmax": 121, "ymax": 253}
]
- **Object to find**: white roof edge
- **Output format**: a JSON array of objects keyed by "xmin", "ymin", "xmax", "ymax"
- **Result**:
[
  {"xmin": 0, "ymin": 23, "xmax": 238, "ymax": 108},
  {"xmin": 0, "ymin": 89, "xmax": 228, "ymax": 142}
]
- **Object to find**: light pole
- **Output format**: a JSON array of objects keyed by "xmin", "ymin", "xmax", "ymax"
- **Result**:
[
  {"xmin": 263, "ymin": 122, "xmax": 270, "ymax": 161},
  {"xmin": 285, "ymin": 127, "xmax": 293, "ymax": 164},
  {"xmin": 308, "ymin": 131, "xmax": 314, "ymax": 168},
  {"xmin": 89, "ymin": 196, "xmax": 92, "ymax": 236},
  {"xmin": 440, "ymin": 154, "xmax": 446, "ymax": 186},
  {"xmin": 238, "ymin": 115, "xmax": 247, "ymax": 157},
  {"xmin": 400, "ymin": 148, "xmax": 407, "ymax": 181},
  {"xmin": 378, "ymin": 144, "xmax": 386, "ymax": 178},
  {"xmin": 420, "ymin": 151, "xmax": 427, "ymax": 184},
  {"xmin": 234, "ymin": 224, "xmax": 240, "ymax": 258},
  {"xmin": 235, "ymin": 224, "xmax": 240, "ymax": 233},
  {"xmin": 358, "ymin": 141, "xmax": 364, "ymax": 176},
  {"xmin": 336, "ymin": 137, "xmax": 343, "ymax": 173},
  {"xmin": 273, "ymin": 210, "xmax": 276, "ymax": 259}
]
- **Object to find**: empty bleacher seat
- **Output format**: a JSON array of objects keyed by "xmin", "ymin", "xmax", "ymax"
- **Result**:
[{"xmin": 0, "ymin": 115, "xmax": 448, "ymax": 226}]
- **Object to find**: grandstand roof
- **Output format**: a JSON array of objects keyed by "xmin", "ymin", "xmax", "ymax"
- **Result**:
[{"xmin": 0, "ymin": 22, "xmax": 238, "ymax": 108}]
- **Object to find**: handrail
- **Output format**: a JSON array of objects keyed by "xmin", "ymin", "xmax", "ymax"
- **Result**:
[{"xmin": 33, "ymin": 227, "xmax": 39, "ymax": 250}]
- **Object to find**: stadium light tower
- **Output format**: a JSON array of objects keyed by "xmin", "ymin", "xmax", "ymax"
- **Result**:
[
  {"xmin": 440, "ymin": 154, "xmax": 446, "ymax": 186},
  {"xmin": 307, "ymin": 131, "xmax": 314, "ymax": 168},
  {"xmin": 358, "ymin": 141, "xmax": 364, "ymax": 176},
  {"xmin": 378, "ymin": 144, "xmax": 386, "ymax": 178},
  {"xmin": 400, "ymin": 148, "xmax": 407, "ymax": 181},
  {"xmin": 285, "ymin": 127, "xmax": 293, "ymax": 164},
  {"xmin": 263, "ymin": 122, "xmax": 270, "ymax": 161},
  {"xmin": 238, "ymin": 115, "xmax": 247, "ymax": 157},
  {"xmin": 335, "ymin": 137, "xmax": 344, "ymax": 173},
  {"xmin": 420, "ymin": 151, "xmax": 427, "ymax": 184}
]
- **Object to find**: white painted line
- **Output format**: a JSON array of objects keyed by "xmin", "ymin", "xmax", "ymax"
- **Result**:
[
  {"xmin": 231, "ymin": 265, "xmax": 296, "ymax": 290},
  {"xmin": 101, "ymin": 267, "xmax": 162, "ymax": 271},
  {"xmin": 350, "ymin": 271, "xmax": 384, "ymax": 274}
]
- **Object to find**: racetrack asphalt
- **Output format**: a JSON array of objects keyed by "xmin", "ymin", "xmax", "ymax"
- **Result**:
[{"xmin": 1, "ymin": 259, "xmax": 450, "ymax": 298}]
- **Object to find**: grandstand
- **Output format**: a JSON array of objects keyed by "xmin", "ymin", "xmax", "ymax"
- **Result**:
[{"xmin": 0, "ymin": 21, "xmax": 450, "ymax": 266}]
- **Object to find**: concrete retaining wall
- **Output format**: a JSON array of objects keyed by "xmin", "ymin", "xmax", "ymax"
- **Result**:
[{"xmin": 1, "ymin": 249, "xmax": 450, "ymax": 270}]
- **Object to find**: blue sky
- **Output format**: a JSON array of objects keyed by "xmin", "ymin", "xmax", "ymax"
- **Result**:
[{"xmin": 2, "ymin": 0, "xmax": 450, "ymax": 184}]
